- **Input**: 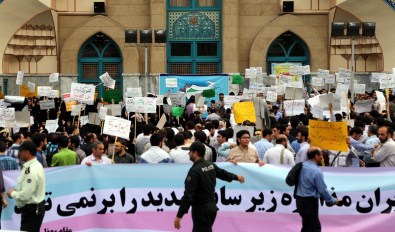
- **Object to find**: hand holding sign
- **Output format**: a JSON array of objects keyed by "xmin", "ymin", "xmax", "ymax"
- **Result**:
[{"xmin": 103, "ymin": 116, "xmax": 131, "ymax": 140}]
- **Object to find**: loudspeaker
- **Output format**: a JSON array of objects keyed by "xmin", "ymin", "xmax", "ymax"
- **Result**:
[
  {"xmin": 94, "ymin": 2, "xmax": 105, "ymax": 14},
  {"xmin": 347, "ymin": 22, "xmax": 360, "ymax": 36},
  {"xmin": 362, "ymin": 22, "xmax": 375, "ymax": 36},
  {"xmin": 154, "ymin": 29, "xmax": 166, "ymax": 43},
  {"xmin": 140, "ymin": 29, "xmax": 152, "ymax": 43},
  {"xmin": 125, "ymin": 29, "xmax": 137, "ymax": 43},
  {"xmin": 283, "ymin": 1, "xmax": 294, "ymax": 13},
  {"xmin": 331, "ymin": 22, "xmax": 345, "ymax": 36}
]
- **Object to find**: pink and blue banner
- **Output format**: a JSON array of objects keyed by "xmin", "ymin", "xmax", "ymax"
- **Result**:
[{"xmin": 2, "ymin": 164, "xmax": 395, "ymax": 231}]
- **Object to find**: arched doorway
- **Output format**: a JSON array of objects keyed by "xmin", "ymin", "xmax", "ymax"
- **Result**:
[
  {"xmin": 78, "ymin": 33, "xmax": 122, "ymax": 97},
  {"xmin": 266, "ymin": 32, "xmax": 310, "ymax": 74}
]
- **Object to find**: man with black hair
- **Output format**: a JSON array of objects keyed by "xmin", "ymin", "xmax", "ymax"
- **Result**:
[
  {"xmin": 81, "ymin": 141, "xmax": 112, "ymax": 165},
  {"xmin": 295, "ymin": 129, "xmax": 310, "ymax": 164},
  {"xmin": 296, "ymin": 147, "xmax": 338, "ymax": 232},
  {"xmin": 263, "ymin": 135, "xmax": 294, "ymax": 165},
  {"xmin": 0, "ymin": 141, "xmax": 18, "ymax": 170},
  {"xmin": 51, "ymin": 135, "xmax": 77, "ymax": 166},
  {"xmin": 80, "ymin": 133, "xmax": 97, "ymax": 155},
  {"xmin": 6, "ymin": 132, "xmax": 24, "ymax": 168},
  {"xmin": 174, "ymin": 141, "xmax": 245, "ymax": 231},
  {"xmin": 110, "ymin": 139, "xmax": 135, "ymax": 164},
  {"xmin": 31, "ymin": 133, "xmax": 47, "ymax": 167},
  {"xmin": 194, "ymin": 131, "xmax": 216, "ymax": 162},
  {"xmin": 139, "ymin": 133, "xmax": 171, "ymax": 163},
  {"xmin": 369, "ymin": 126, "xmax": 395, "ymax": 167},
  {"xmin": 227, "ymin": 130, "xmax": 263, "ymax": 165},
  {"xmin": 69, "ymin": 135, "xmax": 86, "ymax": 164},
  {"xmin": 254, "ymin": 128, "xmax": 273, "ymax": 161},
  {"xmin": 7, "ymin": 141, "xmax": 46, "ymax": 232}
]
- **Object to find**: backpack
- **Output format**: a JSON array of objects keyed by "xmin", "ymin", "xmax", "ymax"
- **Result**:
[{"xmin": 285, "ymin": 162, "xmax": 303, "ymax": 186}]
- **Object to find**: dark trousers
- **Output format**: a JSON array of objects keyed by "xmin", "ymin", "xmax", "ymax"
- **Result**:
[
  {"xmin": 20, "ymin": 201, "xmax": 45, "ymax": 232},
  {"xmin": 191, "ymin": 202, "xmax": 218, "ymax": 232},
  {"xmin": 296, "ymin": 196, "xmax": 321, "ymax": 232}
]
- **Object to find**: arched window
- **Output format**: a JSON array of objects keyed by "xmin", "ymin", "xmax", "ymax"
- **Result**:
[
  {"xmin": 78, "ymin": 33, "xmax": 122, "ymax": 97},
  {"xmin": 266, "ymin": 32, "xmax": 310, "ymax": 74}
]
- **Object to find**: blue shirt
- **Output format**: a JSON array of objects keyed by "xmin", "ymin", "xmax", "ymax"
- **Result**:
[
  {"xmin": 296, "ymin": 160, "xmax": 336, "ymax": 204},
  {"xmin": 0, "ymin": 154, "xmax": 19, "ymax": 171},
  {"xmin": 254, "ymin": 138, "xmax": 273, "ymax": 161},
  {"xmin": 349, "ymin": 136, "xmax": 374, "ymax": 153},
  {"xmin": 290, "ymin": 140, "xmax": 301, "ymax": 154}
]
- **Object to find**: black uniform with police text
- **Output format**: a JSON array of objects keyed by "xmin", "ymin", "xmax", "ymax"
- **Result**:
[{"xmin": 177, "ymin": 159, "xmax": 238, "ymax": 232}]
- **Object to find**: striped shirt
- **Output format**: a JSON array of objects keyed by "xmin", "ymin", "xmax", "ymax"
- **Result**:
[
  {"xmin": 6, "ymin": 144, "xmax": 22, "ymax": 169},
  {"xmin": 0, "ymin": 154, "xmax": 19, "ymax": 171}
]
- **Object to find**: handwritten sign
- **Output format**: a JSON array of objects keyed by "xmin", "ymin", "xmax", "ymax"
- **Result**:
[
  {"xmin": 243, "ymin": 88, "xmax": 256, "ymax": 99},
  {"xmin": 171, "ymin": 106, "xmax": 184, "ymax": 117},
  {"xmin": 167, "ymin": 93, "xmax": 186, "ymax": 106},
  {"xmin": 284, "ymin": 100, "xmax": 305, "ymax": 116},
  {"xmin": 70, "ymin": 83, "xmax": 95, "ymax": 105},
  {"xmin": 65, "ymin": 101, "xmax": 77, "ymax": 112},
  {"xmin": 109, "ymin": 104, "xmax": 122, "ymax": 116},
  {"xmin": 285, "ymin": 87, "xmax": 304, "ymax": 100},
  {"xmin": 45, "ymin": 119, "xmax": 59, "ymax": 133},
  {"xmin": 289, "ymin": 66, "xmax": 303, "ymax": 76},
  {"xmin": 276, "ymin": 85, "xmax": 286, "ymax": 95},
  {"xmin": 379, "ymin": 74, "xmax": 395, "ymax": 89},
  {"xmin": 309, "ymin": 120, "xmax": 348, "ymax": 152},
  {"xmin": 165, "ymin": 78, "xmax": 177, "ymax": 88},
  {"xmin": 99, "ymin": 107, "xmax": 108, "ymax": 120},
  {"xmin": 99, "ymin": 72, "xmax": 115, "ymax": 89},
  {"xmin": 15, "ymin": 111, "xmax": 31, "ymax": 128},
  {"xmin": 49, "ymin": 73, "xmax": 59, "ymax": 83},
  {"xmin": 88, "ymin": 113, "xmax": 101, "ymax": 126},
  {"xmin": 16, "ymin": 71, "xmax": 24, "ymax": 85},
  {"xmin": 262, "ymin": 87, "xmax": 277, "ymax": 97},
  {"xmin": 103, "ymin": 115, "xmax": 131, "ymax": 140},
  {"xmin": 224, "ymin": 95, "xmax": 245, "ymax": 109},
  {"xmin": 37, "ymin": 86, "xmax": 52, "ymax": 97},
  {"xmin": 335, "ymin": 83, "xmax": 349, "ymax": 97},
  {"xmin": 354, "ymin": 84, "xmax": 366, "ymax": 94},
  {"xmin": 40, "ymin": 100, "xmax": 55, "ymax": 110},
  {"xmin": 325, "ymin": 74, "xmax": 336, "ymax": 84},
  {"xmin": 371, "ymin": 73, "xmax": 381, "ymax": 83},
  {"xmin": 249, "ymin": 82, "xmax": 264, "ymax": 93},
  {"xmin": 124, "ymin": 87, "xmax": 142, "ymax": 98},
  {"xmin": 4, "ymin": 96, "xmax": 25, "ymax": 104},
  {"xmin": 266, "ymin": 91, "xmax": 277, "ymax": 102},
  {"xmin": 339, "ymin": 68, "xmax": 352, "ymax": 81},
  {"xmin": 125, "ymin": 97, "xmax": 157, "ymax": 113},
  {"xmin": 156, "ymin": 95, "xmax": 164, "ymax": 106},
  {"xmin": 311, "ymin": 77, "xmax": 323, "ymax": 87},
  {"xmin": 245, "ymin": 68, "xmax": 257, "ymax": 79},
  {"xmin": 354, "ymin": 99, "xmax": 375, "ymax": 113},
  {"xmin": 233, "ymin": 101, "xmax": 256, "ymax": 124},
  {"xmin": 27, "ymin": 82, "xmax": 36, "ymax": 93},
  {"xmin": 71, "ymin": 105, "xmax": 82, "ymax": 116},
  {"xmin": 48, "ymin": 90, "xmax": 59, "ymax": 98},
  {"xmin": 318, "ymin": 69, "xmax": 329, "ymax": 79},
  {"xmin": 63, "ymin": 93, "xmax": 71, "ymax": 102},
  {"xmin": 0, "ymin": 108, "xmax": 15, "ymax": 121},
  {"xmin": 0, "ymin": 100, "xmax": 11, "ymax": 109},
  {"xmin": 79, "ymin": 115, "xmax": 89, "ymax": 126}
]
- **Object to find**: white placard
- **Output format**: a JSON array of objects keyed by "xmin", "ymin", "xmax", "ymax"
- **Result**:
[
  {"xmin": 4, "ymin": 96, "xmax": 25, "ymax": 104},
  {"xmin": 37, "ymin": 86, "xmax": 52, "ymax": 97},
  {"xmin": 286, "ymin": 78, "xmax": 304, "ymax": 88},
  {"xmin": 376, "ymin": 91, "xmax": 386, "ymax": 113},
  {"xmin": 278, "ymin": 75, "xmax": 291, "ymax": 85},
  {"xmin": 16, "ymin": 71, "xmax": 24, "ymax": 85},
  {"xmin": 243, "ymin": 88, "xmax": 256, "ymax": 99},
  {"xmin": 165, "ymin": 78, "xmax": 178, "ymax": 88},
  {"xmin": 249, "ymin": 82, "xmax": 264, "ymax": 93},
  {"xmin": 99, "ymin": 107, "xmax": 108, "ymax": 120},
  {"xmin": 354, "ymin": 99, "xmax": 375, "ymax": 113},
  {"xmin": 125, "ymin": 97, "xmax": 157, "ymax": 113},
  {"xmin": 379, "ymin": 74, "xmax": 395, "ymax": 89},
  {"xmin": 196, "ymin": 96, "xmax": 206, "ymax": 107},
  {"xmin": 339, "ymin": 68, "xmax": 352, "ymax": 80},
  {"xmin": 88, "ymin": 113, "xmax": 101, "ymax": 125},
  {"xmin": 307, "ymin": 95, "xmax": 320, "ymax": 107},
  {"xmin": 285, "ymin": 87, "xmax": 304, "ymax": 100},
  {"xmin": 15, "ymin": 111, "xmax": 30, "ymax": 128},
  {"xmin": 71, "ymin": 105, "xmax": 82, "ymax": 116},
  {"xmin": 262, "ymin": 86, "xmax": 277, "ymax": 97},
  {"xmin": 284, "ymin": 100, "xmax": 305, "ymax": 116},
  {"xmin": 276, "ymin": 85, "xmax": 286, "ymax": 95},
  {"xmin": 156, "ymin": 114, "xmax": 167, "ymax": 130},
  {"xmin": 325, "ymin": 74, "xmax": 336, "ymax": 84},
  {"xmin": 193, "ymin": 104, "xmax": 208, "ymax": 114},
  {"xmin": 103, "ymin": 115, "xmax": 131, "ymax": 140},
  {"xmin": 124, "ymin": 87, "xmax": 142, "ymax": 98},
  {"xmin": 70, "ymin": 83, "xmax": 95, "ymax": 105},
  {"xmin": 317, "ymin": 69, "xmax": 329, "ymax": 79},
  {"xmin": 49, "ymin": 73, "xmax": 59, "ymax": 83},
  {"xmin": 371, "ymin": 73, "xmax": 381, "ymax": 83},
  {"xmin": 28, "ymin": 82, "xmax": 36, "ymax": 92},
  {"xmin": 45, "ymin": 119, "xmax": 59, "ymax": 133},
  {"xmin": 0, "ymin": 100, "xmax": 11, "ymax": 109},
  {"xmin": 48, "ymin": 90, "xmax": 59, "ymax": 99},
  {"xmin": 224, "ymin": 95, "xmax": 245, "ymax": 109},
  {"xmin": 109, "ymin": 104, "xmax": 122, "ymax": 116},
  {"xmin": 156, "ymin": 95, "xmax": 164, "ymax": 106},
  {"xmin": 40, "ymin": 100, "xmax": 55, "ymax": 110},
  {"xmin": 168, "ymin": 93, "xmax": 186, "ymax": 106},
  {"xmin": 301, "ymin": 65, "xmax": 311, "ymax": 75},
  {"xmin": 30, "ymin": 116, "xmax": 34, "ymax": 125},
  {"xmin": 80, "ymin": 115, "xmax": 89, "ymax": 126},
  {"xmin": 289, "ymin": 66, "xmax": 303, "ymax": 76},
  {"xmin": 0, "ymin": 108, "xmax": 15, "ymax": 121},
  {"xmin": 335, "ymin": 83, "xmax": 349, "ymax": 97},
  {"xmin": 319, "ymin": 94, "xmax": 334, "ymax": 108},
  {"xmin": 99, "ymin": 72, "xmax": 115, "ymax": 89},
  {"xmin": 13, "ymin": 121, "xmax": 20, "ymax": 133},
  {"xmin": 354, "ymin": 84, "xmax": 366, "ymax": 94},
  {"xmin": 336, "ymin": 73, "xmax": 344, "ymax": 83},
  {"xmin": 311, "ymin": 77, "xmax": 323, "ymax": 87},
  {"xmin": 266, "ymin": 91, "xmax": 277, "ymax": 102},
  {"xmin": 245, "ymin": 68, "xmax": 257, "ymax": 79}
]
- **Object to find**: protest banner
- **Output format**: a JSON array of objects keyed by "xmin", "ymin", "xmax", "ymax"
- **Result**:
[
  {"xmin": 40, "ymin": 100, "xmax": 56, "ymax": 110},
  {"xmin": 103, "ymin": 115, "xmax": 131, "ymax": 140},
  {"xmin": 99, "ymin": 72, "xmax": 115, "ymax": 89},
  {"xmin": 71, "ymin": 105, "xmax": 82, "ymax": 116},
  {"xmin": 16, "ymin": 71, "xmax": 24, "ymax": 85},
  {"xmin": 28, "ymin": 82, "xmax": 36, "ymax": 92},
  {"xmin": 3, "ymin": 164, "xmax": 393, "ymax": 231},
  {"xmin": 284, "ymin": 87, "xmax": 304, "ymax": 100},
  {"xmin": 262, "ymin": 86, "xmax": 277, "ymax": 97},
  {"xmin": 0, "ymin": 108, "xmax": 15, "ymax": 121},
  {"xmin": 309, "ymin": 120, "xmax": 348, "ymax": 151},
  {"xmin": 124, "ymin": 87, "xmax": 142, "ymax": 98},
  {"xmin": 156, "ymin": 95, "xmax": 164, "ymax": 106},
  {"xmin": 79, "ymin": 115, "xmax": 89, "ymax": 126},
  {"xmin": 283, "ymin": 100, "xmax": 305, "ymax": 116},
  {"xmin": 167, "ymin": 93, "xmax": 186, "ymax": 106},
  {"xmin": 354, "ymin": 84, "xmax": 366, "ymax": 94},
  {"xmin": 45, "ymin": 119, "xmax": 59, "ymax": 133},
  {"xmin": 224, "ymin": 95, "xmax": 244, "ymax": 109},
  {"xmin": 354, "ymin": 99, "xmax": 375, "ymax": 113},
  {"xmin": 233, "ymin": 102, "xmax": 256, "ymax": 124},
  {"xmin": 379, "ymin": 74, "xmax": 395, "ymax": 89},
  {"xmin": 266, "ymin": 91, "xmax": 277, "ymax": 103},
  {"xmin": 165, "ymin": 78, "xmax": 177, "ymax": 88},
  {"xmin": 371, "ymin": 73, "xmax": 381, "ymax": 83},
  {"xmin": 70, "ymin": 83, "xmax": 95, "ymax": 105},
  {"xmin": 88, "ymin": 113, "xmax": 100, "ymax": 126},
  {"xmin": 125, "ymin": 97, "xmax": 157, "ymax": 113},
  {"xmin": 37, "ymin": 86, "xmax": 52, "ymax": 97},
  {"xmin": 318, "ymin": 69, "xmax": 329, "ymax": 79},
  {"xmin": 242, "ymin": 88, "xmax": 256, "ymax": 99},
  {"xmin": 171, "ymin": 106, "xmax": 184, "ymax": 117},
  {"xmin": 245, "ymin": 68, "xmax": 257, "ymax": 79},
  {"xmin": 49, "ymin": 73, "xmax": 59, "ymax": 83},
  {"xmin": 48, "ymin": 90, "xmax": 59, "ymax": 98},
  {"xmin": 4, "ymin": 96, "xmax": 25, "ymax": 104},
  {"xmin": 335, "ymin": 83, "xmax": 349, "ymax": 97},
  {"xmin": 325, "ymin": 74, "xmax": 336, "ymax": 85},
  {"xmin": 311, "ymin": 77, "xmax": 323, "ymax": 87},
  {"xmin": 249, "ymin": 82, "xmax": 264, "ymax": 93}
]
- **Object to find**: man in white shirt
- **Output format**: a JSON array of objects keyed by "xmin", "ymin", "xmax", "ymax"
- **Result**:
[
  {"xmin": 370, "ymin": 126, "xmax": 395, "ymax": 167},
  {"xmin": 170, "ymin": 133, "xmax": 192, "ymax": 164},
  {"xmin": 81, "ymin": 141, "xmax": 112, "ymax": 166},
  {"xmin": 295, "ymin": 129, "xmax": 310, "ymax": 164},
  {"xmin": 139, "ymin": 133, "xmax": 172, "ymax": 164},
  {"xmin": 263, "ymin": 135, "xmax": 295, "ymax": 165}
]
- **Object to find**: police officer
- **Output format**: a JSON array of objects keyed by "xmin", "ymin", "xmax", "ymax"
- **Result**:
[
  {"xmin": 7, "ymin": 141, "xmax": 46, "ymax": 232},
  {"xmin": 174, "ymin": 141, "xmax": 245, "ymax": 231}
]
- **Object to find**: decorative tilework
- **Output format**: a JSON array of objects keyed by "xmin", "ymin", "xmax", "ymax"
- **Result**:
[{"xmin": 384, "ymin": 0, "xmax": 395, "ymax": 10}]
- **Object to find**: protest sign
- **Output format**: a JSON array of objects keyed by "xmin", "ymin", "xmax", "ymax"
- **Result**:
[
  {"xmin": 319, "ymin": 94, "xmax": 334, "ymax": 108},
  {"xmin": 354, "ymin": 84, "xmax": 366, "ymax": 94},
  {"xmin": 63, "ymin": 93, "xmax": 71, "ymax": 102},
  {"xmin": 99, "ymin": 107, "xmax": 108, "ymax": 120},
  {"xmin": 285, "ymin": 78, "xmax": 304, "ymax": 88},
  {"xmin": 325, "ymin": 74, "xmax": 336, "ymax": 85},
  {"xmin": 266, "ymin": 91, "xmax": 277, "ymax": 102},
  {"xmin": 71, "ymin": 105, "xmax": 81, "ymax": 116},
  {"xmin": 193, "ymin": 104, "xmax": 208, "ymax": 114},
  {"xmin": 156, "ymin": 95, "xmax": 164, "ymax": 106},
  {"xmin": 70, "ymin": 83, "xmax": 95, "ymax": 105},
  {"xmin": 48, "ymin": 90, "xmax": 59, "ymax": 99},
  {"xmin": 262, "ymin": 86, "xmax": 277, "ymax": 97},
  {"xmin": 156, "ymin": 114, "xmax": 167, "ymax": 129},
  {"xmin": 289, "ymin": 65, "xmax": 303, "ymax": 76},
  {"xmin": 301, "ymin": 65, "xmax": 310, "ymax": 75},
  {"xmin": 335, "ymin": 83, "xmax": 349, "ymax": 97},
  {"xmin": 0, "ymin": 100, "xmax": 10, "ymax": 109},
  {"xmin": 40, "ymin": 100, "xmax": 55, "ymax": 110},
  {"xmin": 245, "ymin": 68, "xmax": 257, "ymax": 79},
  {"xmin": 379, "ymin": 74, "xmax": 395, "ymax": 89},
  {"xmin": 276, "ymin": 85, "xmax": 286, "ymax": 95},
  {"xmin": 28, "ymin": 82, "xmax": 36, "ymax": 92},
  {"xmin": 354, "ymin": 99, "xmax": 375, "ymax": 113},
  {"xmin": 88, "ymin": 113, "xmax": 101, "ymax": 125},
  {"xmin": 163, "ymin": 104, "xmax": 172, "ymax": 114},
  {"xmin": 376, "ymin": 91, "xmax": 386, "ymax": 113},
  {"xmin": 311, "ymin": 77, "xmax": 323, "ymax": 87},
  {"xmin": 283, "ymin": 100, "xmax": 305, "ymax": 116},
  {"xmin": 371, "ymin": 73, "xmax": 381, "ymax": 83},
  {"xmin": 80, "ymin": 115, "xmax": 89, "ymax": 126},
  {"xmin": 124, "ymin": 87, "xmax": 142, "ymax": 98},
  {"xmin": 125, "ymin": 97, "xmax": 157, "ymax": 113},
  {"xmin": 224, "ymin": 95, "xmax": 245, "ymax": 109},
  {"xmin": 285, "ymin": 87, "xmax": 304, "ymax": 100},
  {"xmin": 165, "ymin": 78, "xmax": 177, "ymax": 88},
  {"xmin": 172, "ymin": 107, "xmax": 184, "ymax": 117},
  {"xmin": 99, "ymin": 72, "xmax": 115, "ymax": 89},
  {"xmin": 196, "ymin": 96, "xmax": 206, "ymax": 107},
  {"xmin": 339, "ymin": 68, "xmax": 352, "ymax": 80},
  {"xmin": 243, "ymin": 88, "xmax": 256, "ymax": 99},
  {"xmin": 103, "ymin": 116, "xmax": 131, "ymax": 139},
  {"xmin": 309, "ymin": 120, "xmax": 348, "ymax": 152},
  {"xmin": 249, "ymin": 82, "xmax": 264, "ymax": 93},
  {"xmin": 49, "ymin": 73, "xmax": 59, "ymax": 83},
  {"xmin": 37, "ymin": 86, "xmax": 52, "ymax": 97},
  {"xmin": 65, "ymin": 101, "xmax": 77, "ymax": 112},
  {"xmin": 0, "ymin": 108, "xmax": 15, "ymax": 121},
  {"xmin": 109, "ymin": 104, "xmax": 122, "ymax": 116},
  {"xmin": 318, "ymin": 69, "xmax": 329, "ymax": 79},
  {"xmin": 16, "ymin": 71, "xmax": 24, "ymax": 85},
  {"xmin": 20, "ymin": 85, "xmax": 35, "ymax": 98},
  {"xmin": 167, "ymin": 93, "xmax": 186, "ymax": 106},
  {"xmin": 233, "ymin": 102, "xmax": 256, "ymax": 124},
  {"xmin": 4, "ymin": 96, "xmax": 25, "ymax": 104},
  {"xmin": 45, "ymin": 119, "xmax": 59, "ymax": 133},
  {"xmin": 13, "ymin": 121, "xmax": 20, "ymax": 133}
]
